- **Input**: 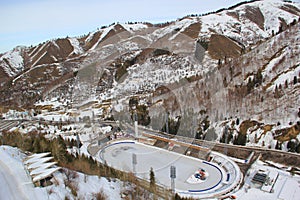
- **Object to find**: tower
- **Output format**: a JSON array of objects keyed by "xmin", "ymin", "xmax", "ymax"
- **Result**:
[
  {"xmin": 170, "ymin": 166, "xmax": 176, "ymax": 193},
  {"xmin": 132, "ymin": 153, "xmax": 137, "ymax": 174}
]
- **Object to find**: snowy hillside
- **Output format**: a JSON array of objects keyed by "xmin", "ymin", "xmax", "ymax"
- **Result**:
[
  {"xmin": 199, "ymin": 0, "xmax": 300, "ymax": 45},
  {"xmin": 0, "ymin": 145, "xmax": 123, "ymax": 200},
  {"xmin": 0, "ymin": 47, "xmax": 24, "ymax": 77},
  {"xmin": 0, "ymin": 0, "xmax": 299, "ymax": 79},
  {"xmin": 0, "ymin": 0, "xmax": 299, "ymax": 152},
  {"xmin": 1, "ymin": 1, "xmax": 300, "ymax": 199}
]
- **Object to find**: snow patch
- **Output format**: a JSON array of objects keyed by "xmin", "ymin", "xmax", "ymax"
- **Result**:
[
  {"xmin": 122, "ymin": 23, "xmax": 148, "ymax": 32},
  {"xmin": 68, "ymin": 37, "xmax": 84, "ymax": 55},
  {"xmin": 1, "ymin": 49, "xmax": 24, "ymax": 76}
]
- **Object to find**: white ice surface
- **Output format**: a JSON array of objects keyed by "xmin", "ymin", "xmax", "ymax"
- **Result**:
[{"xmin": 99, "ymin": 141, "xmax": 225, "ymax": 194}]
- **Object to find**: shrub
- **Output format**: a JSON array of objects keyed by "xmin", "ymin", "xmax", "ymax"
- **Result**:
[
  {"xmin": 65, "ymin": 180, "xmax": 78, "ymax": 197},
  {"xmin": 47, "ymin": 188, "xmax": 54, "ymax": 195},
  {"xmin": 64, "ymin": 196, "xmax": 70, "ymax": 200},
  {"xmin": 233, "ymin": 133, "xmax": 247, "ymax": 146},
  {"xmin": 64, "ymin": 169, "xmax": 78, "ymax": 182},
  {"xmin": 152, "ymin": 49, "xmax": 170, "ymax": 57},
  {"xmin": 149, "ymin": 167, "xmax": 156, "ymax": 192},
  {"xmin": 93, "ymin": 189, "xmax": 107, "ymax": 200}
]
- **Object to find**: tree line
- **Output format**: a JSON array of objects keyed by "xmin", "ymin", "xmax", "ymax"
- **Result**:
[{"xmin": 0, "ymin": 129, "xmax": 187, "ymax": 199}]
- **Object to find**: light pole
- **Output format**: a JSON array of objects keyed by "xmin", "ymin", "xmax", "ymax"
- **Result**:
[
  {"xmin": 132, "ymin": 153, "xmax": 137, "ymax": 174},
  {"xmin": 170, "ymin": 166, "xmax": 176, "ymax": 193}
]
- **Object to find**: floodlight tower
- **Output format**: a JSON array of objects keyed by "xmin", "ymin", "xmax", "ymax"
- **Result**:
[
  {"xmin": 132, "ymin": 153, "xmax": 137, "ymax": 174},
  {"xmin": 170, "ymin": 166, "xmax": 176, "ymax": 193}
]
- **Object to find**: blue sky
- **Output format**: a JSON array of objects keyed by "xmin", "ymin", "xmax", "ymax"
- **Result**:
[{"xmin": 0, "ymin": 0, "xmax": 294, "ymax": 53}]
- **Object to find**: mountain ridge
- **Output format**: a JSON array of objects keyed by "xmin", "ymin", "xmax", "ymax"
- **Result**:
[
  {"xmin": 0, "ymin": 0, "xmax": 300, "ymax": 152},
  {"xmin": 1, "ymin": 0, "xmax": 299, "ymax": 80},
  {"xmin": 0, "ymin": 0, "xmax": 299, "ymax": 105}
]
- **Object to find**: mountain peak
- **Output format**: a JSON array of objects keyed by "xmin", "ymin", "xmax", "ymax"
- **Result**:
[{"xmin": 0, "ymin": 0, "xmax": 299, "ymax": 108}]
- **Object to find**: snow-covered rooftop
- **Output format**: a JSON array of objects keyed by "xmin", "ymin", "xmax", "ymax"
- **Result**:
[
  {"xmin": 24, "ymin": 152, "xmax": 60, "ymax": 183},
  {"xmin": 32, "ymin": 167, "xmax": 61, "ymax": 183}
]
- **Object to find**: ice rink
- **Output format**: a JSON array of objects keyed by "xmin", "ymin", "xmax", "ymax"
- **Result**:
[{"xmin": 99, "ymin": 141, "xmax": 226, "ymax": 194}]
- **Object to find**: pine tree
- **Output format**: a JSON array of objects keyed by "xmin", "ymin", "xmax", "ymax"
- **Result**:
[
  {"xmin": 285, "ymin": 80, "xmax": 288, "ymax": 88},
  {"xmin": 287, "ymin": 140, "xmax": 296, "ymax": 152},
  {"xmin": 39, "ymin": 136, "xmax": 50, "ymax": 152},
  {"xmin": 51, "ymin": 135, "xmax": 68, "ymax": 164},
  {"xmin": 256, "ymin": 69, "xmax": 263, "ymax": 85},
  {"xmin": 149, "ymin": 167, "xmax": 156, "ymax": 192},
  {"xmin": 220, "ymin": 125, "xmax": 229, "ymax": 143},
  {"xmin": 274, "ymin": 85, "xmax": 281, "ymax": 98},
  {"xmin": 275, "ymin": 141, "xmax": 282, "ymax": 150},
  {"xmin": 247, "ymin": 78, "xmax": 254, "ymax": 93},
  {"xmin": 234, "ymin": 132, "xmax": 247, "ymax": 146},
  {"xmin": 236, "ymin": 118, "xmax": 240, "ymax": 125},
  {"xmin": 293, "ymin": 76, "xmax": 297, "ymax": 85},
  {"xmin": 296, "ymin": 143, "xmax": 300, "ymax": 153},
  {"xmin": 33, "ymin": 137, "xmax": 41, "ymax": 153}
]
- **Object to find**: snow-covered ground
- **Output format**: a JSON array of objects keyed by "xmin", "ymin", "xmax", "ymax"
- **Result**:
[
  {"xmin": 0, "ymin": 145, "xmax": 123, "ymax": 200},
  {"xmin": 0, "ymin": 1, "xmax": 299, "ymax": 199},
  {"xmin": 0, "ymin": 146, "xmax": 48, "ymax": 200},
  {"xmin": 234, "ymin": 160, "xmax": 300, "ymax": 200}
]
